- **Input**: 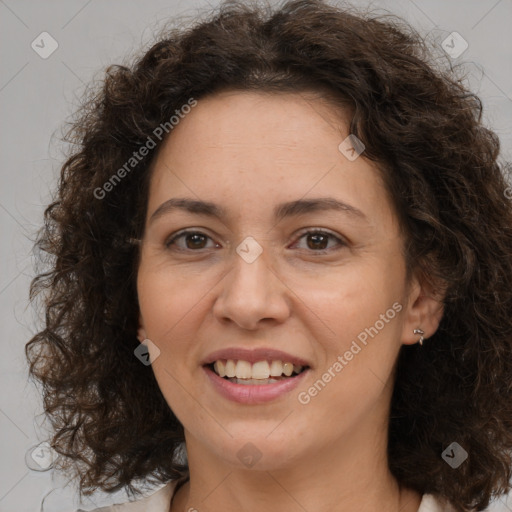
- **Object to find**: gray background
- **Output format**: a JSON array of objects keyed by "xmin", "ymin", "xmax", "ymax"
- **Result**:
[{"xmin": 1, "ymin": 0, "xmax": 511, "ymax": 510}]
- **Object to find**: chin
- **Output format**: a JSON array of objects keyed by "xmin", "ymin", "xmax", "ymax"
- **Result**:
[{"xmin": 202, "ymin": 430, "xmax": 308, "ymax": 471}]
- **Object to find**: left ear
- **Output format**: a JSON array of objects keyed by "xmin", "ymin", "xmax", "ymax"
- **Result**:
[
  {"xmin": 137, "ymin": 313, "xmax": 147, "ymax": 343},
  {"xmin": 400, "ymin": 270, "xmax": 445, "ymax": 346}
]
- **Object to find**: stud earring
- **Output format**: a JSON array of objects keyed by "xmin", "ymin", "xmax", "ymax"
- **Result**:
[{"xmin": 413, "ymin": 328, "xmax": 425, "ymax": 346}]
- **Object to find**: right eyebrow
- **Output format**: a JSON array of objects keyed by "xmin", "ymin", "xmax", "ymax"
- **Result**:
[{"xmin": 149, "ymin": 198, "xmax": 226, "ymax": 225}]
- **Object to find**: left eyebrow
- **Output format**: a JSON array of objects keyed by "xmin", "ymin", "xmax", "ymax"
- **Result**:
[
  {"xmin": 148, "ymin": 196, "xmax": 368, "ymax": 225},
  {"xmin": 273, "ymin": 197, "xmax": 367, "ymax": 222}
]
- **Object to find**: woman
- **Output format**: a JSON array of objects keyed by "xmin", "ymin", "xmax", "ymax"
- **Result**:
[{"xmin": 26, "ymin": 1, "xmax": 512, "ymax": 511}]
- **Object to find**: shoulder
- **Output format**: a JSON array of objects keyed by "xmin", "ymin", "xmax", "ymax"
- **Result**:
[
  {"xmin": 418, "ymin": 494, "xmax": 457, "ymax": 512},
  {"xmin": 73, "ymin": 480, "xmax": 178, "ymax": 512},
  {"xmin": 418, "ymin": 493, "xmax": 491, "ymax": 512},
  {"xmin": 76, "ymin": 487, "xmax": 491, "ymax": 512}
]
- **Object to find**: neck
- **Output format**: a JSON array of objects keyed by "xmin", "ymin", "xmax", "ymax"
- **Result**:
[{"xmin": 171, "ymin": 420, "xmax": 422, "ymax": 512}]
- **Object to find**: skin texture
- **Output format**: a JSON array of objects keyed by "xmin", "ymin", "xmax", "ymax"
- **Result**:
[{"xmin": 136, "ymin": 90, "xmax": 444, "ymax": 512}]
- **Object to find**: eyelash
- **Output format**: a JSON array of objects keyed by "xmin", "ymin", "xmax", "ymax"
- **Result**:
[{"xmin": 164, "ymin": 228, "xmax": 346, "ymax": 254}]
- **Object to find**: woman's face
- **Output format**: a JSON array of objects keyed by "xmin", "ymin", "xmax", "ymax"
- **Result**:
[{"xmin": 136, "ymin": 90, "xmax": 440, "ymax": 470}]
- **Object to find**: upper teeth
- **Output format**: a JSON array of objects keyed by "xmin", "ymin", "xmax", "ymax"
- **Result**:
[{"xmin": 213, "ymin": 360, "xmax": 304, "ymax": 379}]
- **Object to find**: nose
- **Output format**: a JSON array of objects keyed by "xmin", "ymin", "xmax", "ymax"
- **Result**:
[{"xmin": 212, "ymin": 248, "xmax": 291, "ymax": 330}]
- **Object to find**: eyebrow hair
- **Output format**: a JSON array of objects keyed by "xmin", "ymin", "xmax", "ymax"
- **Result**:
[
  {"xmin": 149, "ymin": 198, "xmax": 225, "ymax": 224},
  {"xmin": 149, "ymin": 197, "xmax": 367, "ymax": 224},
  {"xmin": 273, "ymin": 197, "xmax": 366, "ymax": 222}
]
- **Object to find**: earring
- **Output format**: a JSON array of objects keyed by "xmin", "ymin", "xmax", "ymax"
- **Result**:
[{"xmin": 413, "ymin": 328, "xmax": 425, "ymax": 346}]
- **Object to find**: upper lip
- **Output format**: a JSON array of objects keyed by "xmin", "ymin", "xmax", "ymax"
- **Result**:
[{"xmin": 202, "ymin": 348, "xmax": 311, "ymax": 367}]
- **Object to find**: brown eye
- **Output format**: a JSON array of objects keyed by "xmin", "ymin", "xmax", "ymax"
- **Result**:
[
  {"xmin": 306, "ymin": 233, "xmax": 329, "ymax": 250},
  {"xmin": 184, "ymin": 234, "xmax": 206, "ymax": 249},
  {"xmin": 165, "ymin": 230, "xmax": 219, "ymax": 251},
  {"xmin": 292, "ymin": 229, "xmax": 346, "ymax": 253}
]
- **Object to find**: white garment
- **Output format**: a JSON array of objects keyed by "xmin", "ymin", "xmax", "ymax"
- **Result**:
[
  {"xmin": 76, "ymin": 480, "xmax": 461, "ymax": 512},
  {"xmin": 75, "ymin": 480, "xmax": 178, "ymax": 512}
]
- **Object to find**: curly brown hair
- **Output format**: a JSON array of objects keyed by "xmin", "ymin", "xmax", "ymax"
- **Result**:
[{"xmin": 25, "ymin": 0, "xmax": 512, "ymax": 510}]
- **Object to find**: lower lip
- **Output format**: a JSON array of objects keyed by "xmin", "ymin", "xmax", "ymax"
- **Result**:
[{"xmin": 203, "ymin": 365, "xmax": 310, "ymax": 404}]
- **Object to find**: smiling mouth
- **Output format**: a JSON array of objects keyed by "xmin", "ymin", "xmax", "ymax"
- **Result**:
[{"xmin": 206, "ymin": 359, "xmax": 308, "ymax": 385}]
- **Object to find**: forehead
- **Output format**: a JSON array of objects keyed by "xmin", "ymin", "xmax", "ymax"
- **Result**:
[
  {"xmin": 167, "ymin": 89, "xmax": 351, "ymax": 147},
  {"xmin": 146, "ymin": 90, "xmax": 394, "ymax": 229}
]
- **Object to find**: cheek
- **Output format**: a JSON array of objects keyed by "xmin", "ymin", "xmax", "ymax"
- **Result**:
[
  {"xmin": 293, "ymin": 260, "xmax": 405, "ymax": 416},
  {"xmin": 296, "ymin": 259, "xmax": 405, "ymax": 348},
  {"xmin": 294, "ymin": 282, "xmax": 402, "ymax": 432},
  {"xmin": 137, "ymin": 270, "xmax": 206, "ymax": 418},
  {"xmin": 137, "ymin": 267, "xmax": 211, "ymax": 342}
]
